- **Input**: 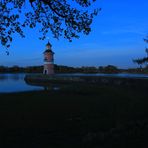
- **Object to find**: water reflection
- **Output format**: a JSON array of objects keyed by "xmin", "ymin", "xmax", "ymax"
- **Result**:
[
  {"xmin": 0, "ymin": 75, "xmax": 8, "ymax": 81},
  {"xmin": 0, "ymin": 73, "xmax": 43, "ymax": 93},
  {"xmin": 56, "ymin": 73, "xmax": 148, "ymax": 78},
  {"xmin": 11, "ymin": 74, "xmax": 20, "ymax": 81},
  {"xmin": 0, "ymin": 73, "xmax": 23, "ymax": 81},
  {"xmin": 1, "ymin": 73, "xmax": 148, "ymax": 93},
  {"xmin": 44, "ymin": 86, "xmax": 60, "ymax": 91}
]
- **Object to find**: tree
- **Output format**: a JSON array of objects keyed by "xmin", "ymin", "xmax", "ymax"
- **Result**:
[
  {"xmin": 0, "ymin": 0, "xmax": 99, "ymax": 48},
  {"xmin": 103, "ymin": 65, "xmax": 119, "ymax": 74},
  {"xmin": 133, "ymin": 35, "xmax": 148, "ymax": 67},
  {"xmin": 144, "ymin": 36, "xmax": 148, "ymax": 43},
  {"xmin": 133, "ymin": 58, "xmax": 144, "ymax": 69}
]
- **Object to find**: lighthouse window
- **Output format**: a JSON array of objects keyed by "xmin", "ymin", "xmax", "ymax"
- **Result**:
[{"xmin": 44, "ymin": 58, "xmax": 48, "ymax": 61}]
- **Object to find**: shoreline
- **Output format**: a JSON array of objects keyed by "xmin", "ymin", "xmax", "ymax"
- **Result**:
[{"xmin": 24, "ymin": 74, "xmax": 148, "ymax": 90}]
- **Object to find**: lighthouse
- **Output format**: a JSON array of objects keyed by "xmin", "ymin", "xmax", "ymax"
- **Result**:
[{"xmin": 43, "ymin": 41, "xmax": 54, "ymax": 75}]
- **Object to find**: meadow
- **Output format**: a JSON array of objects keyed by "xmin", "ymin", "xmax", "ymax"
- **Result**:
[{"xmin": 0, "ymin": 84, "xmax": 148, "ymax": 147}]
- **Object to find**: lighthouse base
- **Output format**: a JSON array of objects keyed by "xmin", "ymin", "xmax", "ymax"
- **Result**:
[{"xmin": 43, "ymin": 64, "xmax": 54, "ymax": 75}]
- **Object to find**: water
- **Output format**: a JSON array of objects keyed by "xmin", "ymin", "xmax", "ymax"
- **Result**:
[
  {"xmin": 0, "ymin": 73, "xmax": 148, "ymax": 93},
  {"xmin": 0, "ymin": 73, "xmax": 43, "ymax": 93},
  {"xmin": 57, "ymin": 73, "xmax": 148, "ymax": 78}
]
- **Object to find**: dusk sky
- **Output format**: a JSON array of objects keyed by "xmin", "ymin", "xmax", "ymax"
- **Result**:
[{"xmin": 0, "ymin": 0, "xmax": 148, "ymax": 68}]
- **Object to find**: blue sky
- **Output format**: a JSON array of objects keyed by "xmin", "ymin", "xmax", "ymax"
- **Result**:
[{"xmin": 0, "ymin": 0, "xmax": 148, "ymax": 68}]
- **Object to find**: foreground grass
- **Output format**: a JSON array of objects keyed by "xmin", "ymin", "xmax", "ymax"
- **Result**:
[{"xmin": 0, "ymin": 85, "xmax": 148, "ymax": 147}]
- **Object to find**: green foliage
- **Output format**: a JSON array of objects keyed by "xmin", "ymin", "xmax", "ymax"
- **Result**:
[{"xmin": 0, "ymin": 0, "xmax": 99, "ymax": 48}]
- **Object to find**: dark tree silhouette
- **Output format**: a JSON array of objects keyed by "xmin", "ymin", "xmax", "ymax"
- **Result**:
[
  {"xmin": 144, "ymin": 36, "xmax": 148, "ymax": 43},
  {"xmin": 133, "ymin": 58, "xmax": 144, "ymax": 69},
  {"xmin": 133, "ymin": 35, "xmax": 148, "ymax": 67},
  {"xmin": 0, "ymin": 0, "xmax": 99, "ymax": 48}
]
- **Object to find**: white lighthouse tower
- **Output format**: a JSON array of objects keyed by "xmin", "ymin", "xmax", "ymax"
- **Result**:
[{"xmin": 43, "ymin": 42, "xmax": 54, "ymax": 75}]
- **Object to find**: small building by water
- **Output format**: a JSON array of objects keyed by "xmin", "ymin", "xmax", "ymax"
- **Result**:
[{"xmin": 43, "ymin": 41, "xmax": 54, "ymax": 75}]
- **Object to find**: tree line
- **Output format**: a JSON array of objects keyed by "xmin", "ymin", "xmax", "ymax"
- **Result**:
[
  {"xmin": 1, "ymin": 64, "xmax": 148, "ymax": 74},
  {"xmin": 0, "ymin": 65, "xmax": 120, "ymax": 74}
]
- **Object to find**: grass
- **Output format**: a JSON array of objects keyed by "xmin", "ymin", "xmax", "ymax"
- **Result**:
[{"xmin": 0, "ymin": 84, "xmax": 148, "ymax": 147}]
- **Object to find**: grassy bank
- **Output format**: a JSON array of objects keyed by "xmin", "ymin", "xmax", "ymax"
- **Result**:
[{"xmin": 0, "ymin": 85, "xmax": 148, "ymax": 147}]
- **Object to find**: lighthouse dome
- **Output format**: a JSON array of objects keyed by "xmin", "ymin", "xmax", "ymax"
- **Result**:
[
  {"xmin": 46, "ymin": 41, "xmax": 52, "ymax": 49},
  {"xmin": 44, "ymin": 41, "xmax": 54, "ymax": 54}
]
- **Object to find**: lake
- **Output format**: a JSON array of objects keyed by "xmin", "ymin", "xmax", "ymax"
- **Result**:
[
  {"xmin": 0, "ymin": 73, "xmax": 148, "ymax": 93},
  {"xmin": 56, "ymin": 73, "xmax": 148, "ymax": 78},
  {"xmin": 0, "ymin": 73, "xmax": 43, "ymax": 93}
]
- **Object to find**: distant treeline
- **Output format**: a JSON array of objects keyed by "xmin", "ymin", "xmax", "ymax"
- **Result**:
[{"xmin": 0, "ymin": 64, "xmax": 148, "ymax": 74}]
